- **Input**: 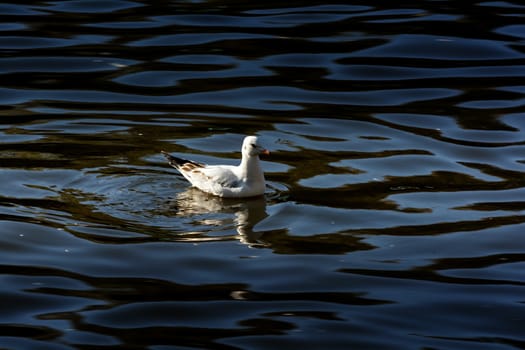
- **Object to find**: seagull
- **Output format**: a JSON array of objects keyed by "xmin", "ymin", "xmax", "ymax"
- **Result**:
[{"xmin": 161, "ymin": 136, "xmax": 269, "ymax": 198}]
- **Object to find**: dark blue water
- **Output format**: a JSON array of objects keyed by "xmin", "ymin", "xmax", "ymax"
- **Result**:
[{"xmin": 1, "ymin": 1, "xmax": 525, "ymax": 349}]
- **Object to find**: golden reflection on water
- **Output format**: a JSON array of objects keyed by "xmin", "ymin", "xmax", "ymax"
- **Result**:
[{"xmin": 172, "ymin": 188, "xmax": 269, "ymax": 247}]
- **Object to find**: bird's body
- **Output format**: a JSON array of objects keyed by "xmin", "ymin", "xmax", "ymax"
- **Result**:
[{"xmin": 161, "ymin": 136, "xmax": 269, "ymax": 198}]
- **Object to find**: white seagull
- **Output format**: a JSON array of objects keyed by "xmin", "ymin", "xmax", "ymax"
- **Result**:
[{"xmin": 161, "ymin": 136, "xmax": 269, "ymax": 198}]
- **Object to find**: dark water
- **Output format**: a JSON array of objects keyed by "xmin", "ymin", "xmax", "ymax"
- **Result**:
[{"xmin": 1, "ymin": 0, "xmax": 525, "ymax": 349}]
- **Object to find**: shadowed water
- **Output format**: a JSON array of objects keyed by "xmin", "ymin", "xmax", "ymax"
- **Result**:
[{"xmin": 1, "ymin": 1, "xmax": 525, "ymax": 349}]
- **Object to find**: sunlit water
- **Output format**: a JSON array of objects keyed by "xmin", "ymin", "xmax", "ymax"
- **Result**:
[{"xmin": 1, "ymin": 1, "xmax": 525, "ymax": 349}]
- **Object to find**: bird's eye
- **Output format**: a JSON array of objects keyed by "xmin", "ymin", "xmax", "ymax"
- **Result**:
[{"xmin": 251, "ymin": 143, "xmax": 256, "ymax": 148}]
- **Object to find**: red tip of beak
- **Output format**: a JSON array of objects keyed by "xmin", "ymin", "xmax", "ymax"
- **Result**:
[{"xmin": 261, "ymin": 149, "xmax": 270, "ymax": 156}]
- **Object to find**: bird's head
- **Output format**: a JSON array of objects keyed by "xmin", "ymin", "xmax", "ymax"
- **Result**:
[{"xmin": 242, "ymin": 136, "xmax": 270, "ymax": 157}]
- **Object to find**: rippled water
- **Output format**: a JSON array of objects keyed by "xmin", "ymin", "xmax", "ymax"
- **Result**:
[{"xmin": 1, "ymin": 1, "xmax": 525, "ymax": 349}]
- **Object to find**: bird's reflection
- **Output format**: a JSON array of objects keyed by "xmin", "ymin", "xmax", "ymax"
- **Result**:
[{"xmin": 173, "ymin": 188, "xmax": 269, "ymax": 247}]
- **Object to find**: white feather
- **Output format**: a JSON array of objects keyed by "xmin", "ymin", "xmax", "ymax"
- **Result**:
[{"xmin": 162, "ymin": 136, "xmax": 269, "ymax": 198}]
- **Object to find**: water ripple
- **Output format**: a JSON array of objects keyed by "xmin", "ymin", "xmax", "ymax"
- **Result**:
[{"xmin": 1, "ymin": 0, "xmax": 525, "ymax": 349}]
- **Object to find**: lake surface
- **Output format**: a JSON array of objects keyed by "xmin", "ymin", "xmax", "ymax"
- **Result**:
[{"xmin": 1, "ymin": 1, "xmax": 525, "ymax": 349}]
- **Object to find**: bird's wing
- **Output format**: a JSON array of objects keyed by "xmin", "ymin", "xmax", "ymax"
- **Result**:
[
  {"xmin": 161, "ymin": 151, "xmax": 205, "ymax": 170},
  {"xmin": 199, "ymin": 165, "xmax": 240, "ymax": 188}
]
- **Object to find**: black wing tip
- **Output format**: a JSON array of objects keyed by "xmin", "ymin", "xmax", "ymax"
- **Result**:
[
  {"xmin": 160, "ymin": 150, "xmax": 174, "ymax": 161},
  {"xmin": 160, "ymin": 151, "xmax": 173, "ymax": 159},
  {"xmin": 161, "ymin": 150, "xmax": 183, "ymax": 166},
  {"xmin": 160, "ymin": 151, "xmax": 203, "ymax": 168}
]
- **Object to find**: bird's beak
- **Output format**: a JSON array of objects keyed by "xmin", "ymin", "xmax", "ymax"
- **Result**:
[{"xmin": 260, "ymin": 148, "xmax": 270, "ymax": 156}]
